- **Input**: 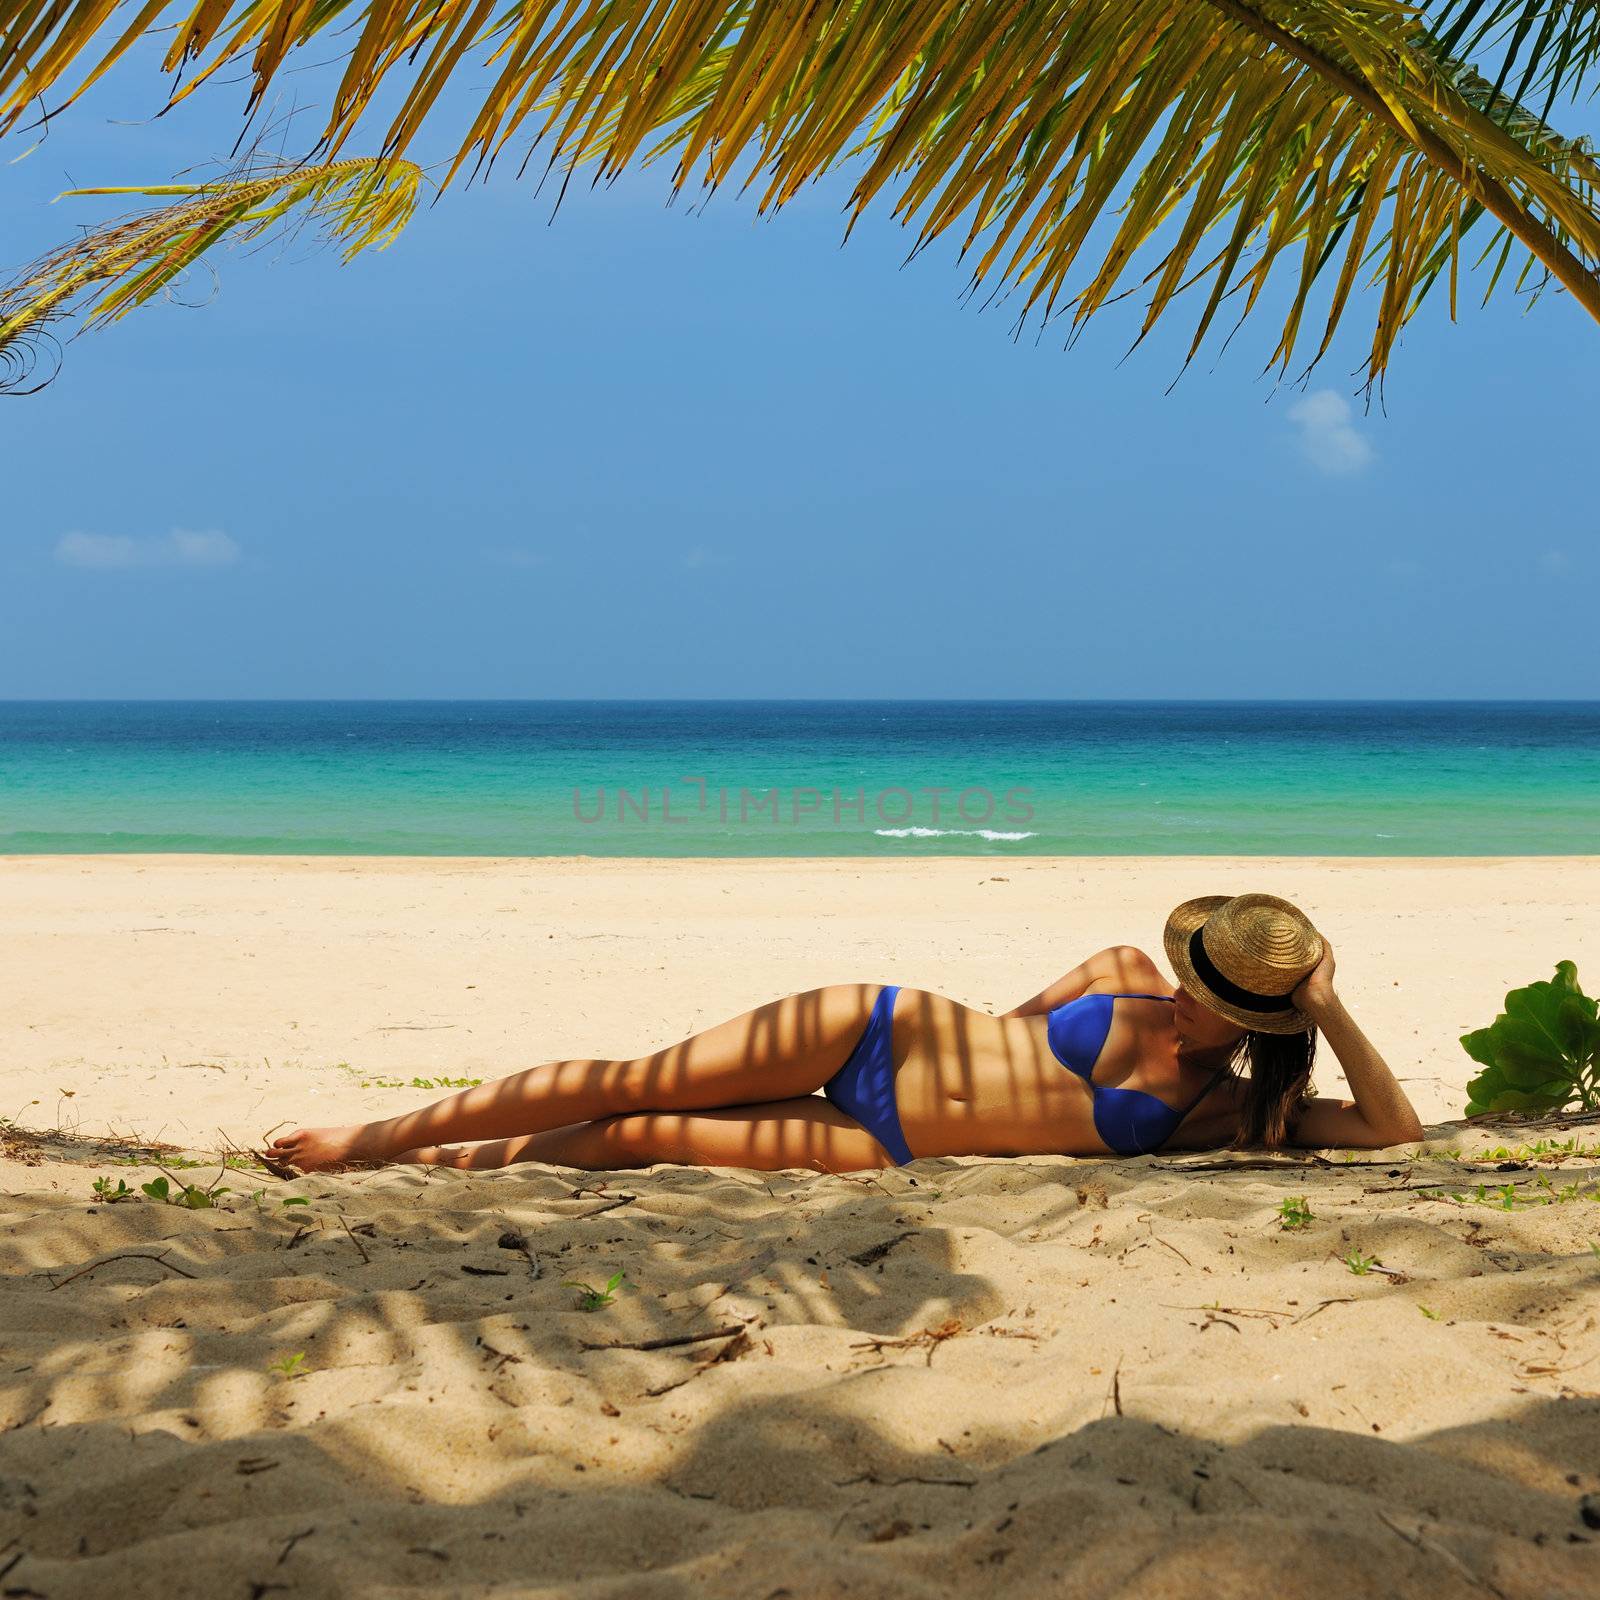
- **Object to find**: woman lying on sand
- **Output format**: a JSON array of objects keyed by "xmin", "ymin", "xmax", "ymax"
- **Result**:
[{"xmin": 269, "ymin": 893, "xmax": 1423, "ymax": 1174}]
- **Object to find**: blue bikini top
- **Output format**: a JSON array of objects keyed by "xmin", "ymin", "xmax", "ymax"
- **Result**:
[{"xmin": 1046, "ymin": 992, "xmax": 1227, "ymax": 1157}]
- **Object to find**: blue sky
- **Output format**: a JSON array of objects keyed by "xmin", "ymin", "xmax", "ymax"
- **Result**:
[{"xmin": 2, "ymin": 38, "xmax": 1597, "ymax": 699}]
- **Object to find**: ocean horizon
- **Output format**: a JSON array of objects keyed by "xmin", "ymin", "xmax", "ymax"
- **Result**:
[{"xmin": 2, "ymin": 699, "xmax": 1596, "ymax": 857}]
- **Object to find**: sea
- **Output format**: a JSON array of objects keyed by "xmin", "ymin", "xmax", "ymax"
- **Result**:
[{"xmin": 1, "ymin": 701, "xmax": 1596, "ymax": 856}]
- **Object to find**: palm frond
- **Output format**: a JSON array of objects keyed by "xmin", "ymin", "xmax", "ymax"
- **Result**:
[
  {"xmin": 2, "ymin": 3, "xmax": 1599, "ymax": 383},
  {"xmin": 1428, "ymin": 1, "xmax": 1600, "ymax": 116},
  {"xmin": 0, "ymin": 154, "xmax": 421, "ymax": 393}
]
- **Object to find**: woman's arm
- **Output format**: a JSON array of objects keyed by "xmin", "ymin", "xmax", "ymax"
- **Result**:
[
  {"xmin": 1288, "ymin": 946, "xmax": 1425, "ymax": 1149},
  {"xmin": 1002, "ymin": 945, "xmax": 1168, "ymax": 1018}
]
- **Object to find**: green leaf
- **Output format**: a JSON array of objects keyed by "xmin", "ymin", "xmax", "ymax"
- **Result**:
[
  {"xmin": 1465, "ymin": 1078, "xmax": 1572, "ymax": 1116},
  {"xmin": 141, "ymin": 1177, "xmax": 169, "ymax": 1200},
  {"xmin": 1460, "ymin": 963, "xmax": 1600, "ymax": 1117}
]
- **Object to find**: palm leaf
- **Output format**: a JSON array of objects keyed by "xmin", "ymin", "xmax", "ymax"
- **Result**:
[
  {"xmin": 1429, "ymin": 1, "xmax": 1600, "ymax": 116},
  {"xmin": 1, "ymin": 3, "xmax": 1598, "ymax": 383},
  {"xmin": 0, "ymin": 154, "xmax": 421, "ymax": 392}
]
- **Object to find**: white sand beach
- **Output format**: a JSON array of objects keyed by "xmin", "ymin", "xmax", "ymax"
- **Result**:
[
  {"xmin": 3, "ymin": 855, "xmax": 1599, "ymax": 1597},
  {"xmin": 4, "ymin": 853, "xmax": 1598, "ymax": 1141}
]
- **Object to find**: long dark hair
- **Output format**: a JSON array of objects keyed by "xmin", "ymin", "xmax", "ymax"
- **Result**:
[{"xmin": 1226, "ymin": 1027, "xmax": 1318, "ymax": 1147}]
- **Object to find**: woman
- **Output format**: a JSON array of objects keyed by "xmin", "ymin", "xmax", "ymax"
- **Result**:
[{"xmin": 267, "ymin": 893, "xmax": 1423, "ymax": 1174}]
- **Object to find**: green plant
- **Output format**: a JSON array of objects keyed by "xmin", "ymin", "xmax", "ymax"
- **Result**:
[
  {"xmin": 1418, "ymin": 1179, "xmax": 1600, "ymax": 1211},
  {"xmin": 140, "ymin": 1172, "xmax": 230, "ymax": 1209},
  {"xmin": 1419, "ymin": 1306, "xmax": 1441, "ymax": 1320},
  {"xmin": 1344, "ymin": 1248, "xmax": 1381, "ymax": 1275},
  {"xmin": 268, "ymin": 1352, "xmax": 309, "ymax": 1380},
  {"xmin": 1444, "ymin": 1138, "xmax": 1600, "ymax": 1164},
  {"xmin": 1462, "ymin": 962, "xmax": 1600, "ymax": 1116},
  {"xmin": 563, "ymin": 1270, "xmax": 626, "ymax": 1312},
  {"xmin": 91, "ymin": 1176, "xmax": 134, "ymax": 1203},
  {"xmin": 1277, "ymin": 1197, "xmax": 1314, "ymax": 1231}
]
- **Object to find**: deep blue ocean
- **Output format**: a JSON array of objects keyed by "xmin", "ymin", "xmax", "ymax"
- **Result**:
[{"xmin": 0, "ymin": 701, "xmax": 1596, "ymax": 856}]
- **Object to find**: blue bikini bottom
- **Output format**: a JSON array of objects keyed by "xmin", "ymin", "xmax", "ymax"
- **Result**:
[{"xmin": 821, "ymin": 984, "xmax": 913, "ymax": 1164}]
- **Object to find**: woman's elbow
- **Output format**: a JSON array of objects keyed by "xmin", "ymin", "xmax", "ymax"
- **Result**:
[{"xmin": 1368, "ymin": 1111, "xmax": 1425, "ymax": 1148}]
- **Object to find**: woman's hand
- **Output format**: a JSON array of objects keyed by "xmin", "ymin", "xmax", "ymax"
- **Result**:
[{"xmin": 1292, "ymin": 941, "xmax": 1339, "ymax": 1020}]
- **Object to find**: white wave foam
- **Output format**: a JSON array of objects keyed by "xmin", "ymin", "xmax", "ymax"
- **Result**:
[{"xmin": 873, "ymin": 826, "xmax": 1037, "ymax": 842}]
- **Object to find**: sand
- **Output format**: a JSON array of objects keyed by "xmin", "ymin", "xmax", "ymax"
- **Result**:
[{"xmin": 3, "ymin": 855, "xmax": 1600, "ymax": 1597}]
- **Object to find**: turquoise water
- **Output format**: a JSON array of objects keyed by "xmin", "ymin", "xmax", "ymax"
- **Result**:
[{"xmin": 1, "ymin": 701, "xmax": 1596, "ymax": 856}]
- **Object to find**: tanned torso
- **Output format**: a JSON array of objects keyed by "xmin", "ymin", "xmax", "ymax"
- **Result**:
[{"xmin": 886, "ymin": 983, "xmax": 1245, "ymax": 1159}]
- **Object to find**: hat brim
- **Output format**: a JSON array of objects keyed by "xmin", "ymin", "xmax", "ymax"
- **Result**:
[{"xmin": 1163, "ymin": 895, "xmax": 1317, "ymax": 1035}]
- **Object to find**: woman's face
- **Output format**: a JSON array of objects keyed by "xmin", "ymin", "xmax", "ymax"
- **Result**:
[{"xmin": 1172, "ymin": 984, "xmax": 1247, "ymax": 1051}]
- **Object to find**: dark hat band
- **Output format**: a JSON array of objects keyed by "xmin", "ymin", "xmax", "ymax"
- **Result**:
[{"xmin": 1189, "ymin": 928, "xmax": 1295, "ymax": 1014}]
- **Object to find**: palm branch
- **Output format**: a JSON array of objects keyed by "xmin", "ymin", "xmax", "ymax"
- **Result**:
[
  {"xmin": 1, "ymin": 2, "xmax": 1598, "ymax": 388},
  {"xmin": 0, "ymin": 155, "xmax": 420, "ymax": 392}
]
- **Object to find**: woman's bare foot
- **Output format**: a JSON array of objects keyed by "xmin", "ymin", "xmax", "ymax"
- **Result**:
[{"xmin": 266, "ymin": 1124, "xmax": 387, "ymax": 1173}]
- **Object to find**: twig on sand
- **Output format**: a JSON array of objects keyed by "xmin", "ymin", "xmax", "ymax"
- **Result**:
[
  {"xmin": 851, "ymin": 1317, "xmax": 964, "ymax": 1368},
  {"xmin": 1150, "ymin": 1154, "xmax": 1346, "ymax": 1173},
  {"xmin": 834, "ymin": 1471, "xmax": 976, "ymax": 1489},
  {"xmin": 572, "ymin": 1192, "xmax": 637, "ymax": 1218},
  {"xmin": 276, "ymin": 1528, "xmax": 315, "ymax": 1567},
  {"xmin": 1147, "ymin": 1231, "xmax": 1193, "ymax": 1268},
  {"xmin": 337, "ymin": 1216, "xmax": 370, "ymax": 1265},
  {"xmin": 1163, "ymin": 1303, "xmax": 1289, "ymax": 1322},
  {"xmin": 47, "ymin": 1250, "xmax": 197, "ymax": 1289},
  {"xmin": 1376, "ymin": 1510, "xmax": 1508, "ymax": 1597},
  {"xmin": 1111, "ymin": 1357, "xmax": 1125, "ymax": 1416},
  {"xmin": 642, "ymin": 1328, "xmax": 755, "ymax": 1396},
  {"xmin": 1469, "ymin": 1107, "xmax": 1600, "ymax": 1133},
  {"xmin": 582, "ymin": 1323, "xmax": 747, "ymax": 1353},
  {"xmin": 475, "ymin": 1337, "xmax": 524, "ymax": 1371},
  {"xmin": 217, "ymin": 1131, "xmax": 271, "ymax": 1174},
  {"xmin": 1294, "ymin": 1297, "xmax": 1358, "ymax": 1325},
  {"xmin": 831, "ymin": 1171, "xmax": 901, "ymax": 1196},
  {"xmin": 252, "ymin": 1148, "xmax": 302, "ymax": 1181}
]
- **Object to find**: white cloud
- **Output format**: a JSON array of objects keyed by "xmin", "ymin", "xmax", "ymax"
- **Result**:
[
  {"xmin": 55, "ymin": 529, "xmax": 241, "ymax": 570},
  {"xmin": 1286, "ymin": 389, "xmax": 1375, "ymax": 476}
]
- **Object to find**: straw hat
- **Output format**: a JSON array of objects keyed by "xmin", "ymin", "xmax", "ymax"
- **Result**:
[{"xmin": 1163, "ymin": 893, "xmax": 1325, "ymax": 1034}]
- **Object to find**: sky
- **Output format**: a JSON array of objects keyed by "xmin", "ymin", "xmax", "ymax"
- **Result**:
[{"xmin": 1, "ymin": 33, "xmax": 1597, "ymax": 701}]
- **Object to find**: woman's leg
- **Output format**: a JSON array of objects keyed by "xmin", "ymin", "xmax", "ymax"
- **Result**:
[
  {"xmin": 267, "ymin": 984, "xmax": 882, "ymax": 1171},
  {"xmin": 395, "ymin": 1096, "xmax": 897, "ymax": 1173}
]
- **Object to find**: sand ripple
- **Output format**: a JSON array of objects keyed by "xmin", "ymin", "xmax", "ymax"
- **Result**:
[{"xmin": 4, "ymin": 1132, "xmax": 1600, "ymax": 1597}]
